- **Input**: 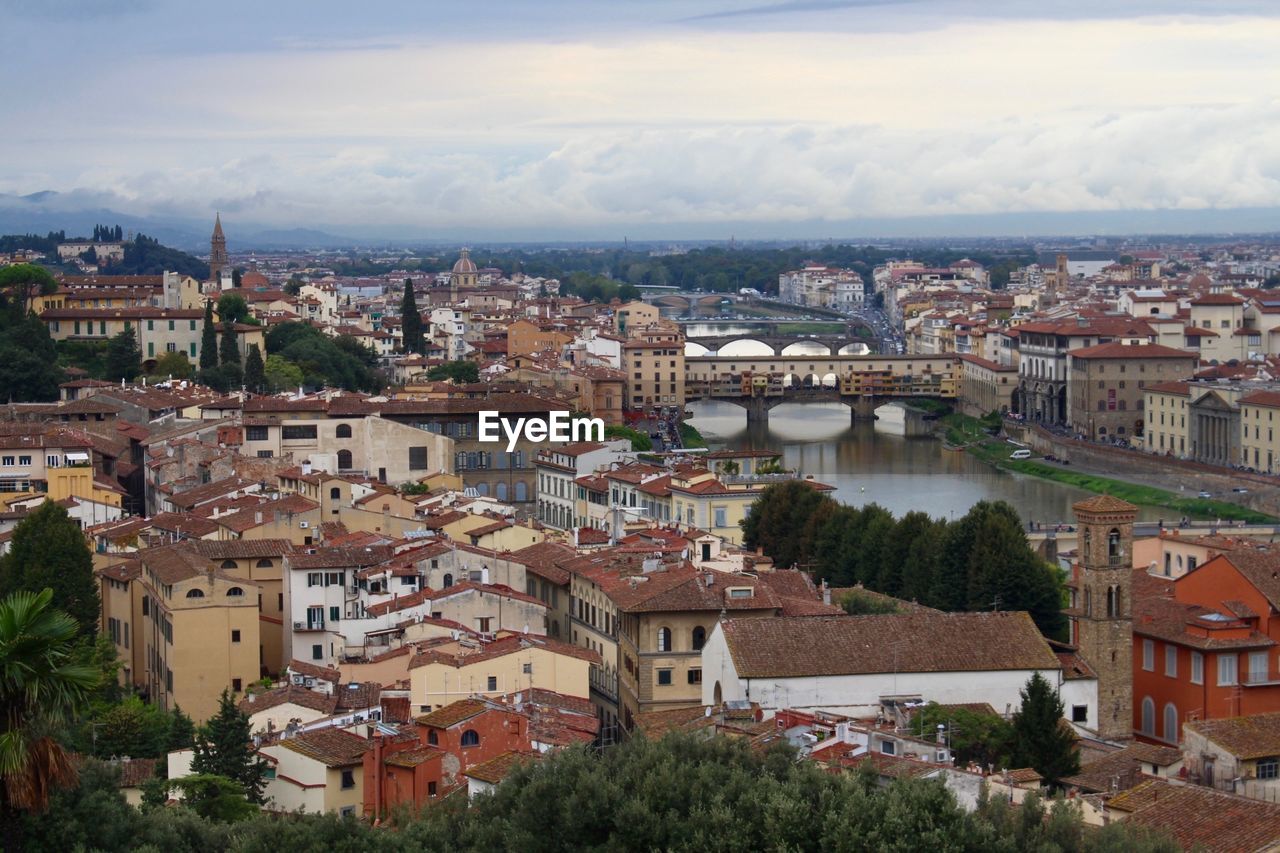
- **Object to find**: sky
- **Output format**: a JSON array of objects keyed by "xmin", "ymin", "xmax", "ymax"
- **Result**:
[{"xmin": 1, "ymin": 0, "xmax": 1278, "ymax": 241}]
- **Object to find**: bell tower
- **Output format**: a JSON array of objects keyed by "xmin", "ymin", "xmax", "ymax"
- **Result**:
[
  {"xmin": 209, "ymin": 213, "xmax": 228, "ymax": 283},
  {"xmin": 1072, "ymin": 494, "xmax": 1137, "ymax": 741}
]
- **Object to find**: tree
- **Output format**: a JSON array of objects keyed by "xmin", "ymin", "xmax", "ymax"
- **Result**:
[
  {"xmin": 147, "ymin": 351, "xmax": 193, "ymax": 381},
  {"xmin": 400, "ymin": 278, "xmax": 424, "ymax": 355},
  {"xmin": 165, "ymin": 774, "xmax": 257, "ymax": 822},
  {"xmin": 219, "ymin": 323, "xmax": 240, "ymax": 367},
  {"xmin": 1011, "ymin": 673, "xmax": 1079, "ymax": 785},
  {"xmin": 199, "ymin": 301, "xmax": 218, "ymax": 371},
  {"xmin": 425, "ymin": 360, "xmax": 478, "ymax": 384},
  {"xmin": 0, "ymin": 590, "xmax": 100, "ymax": 849},
  {"xmin": 231, "ymin": 268, "xmax": 243, "ymax": 288},
  {"xmin": 0, "ymin": 314, "xmax": 62, "ymax": 402},
  {"xmin": 0, "ymin": 264, "xmax": 57, "ymax": 318},
  {"xmin": 263, "ymin": 354, "xmax": 304, "ymax": 393},
  {"xmin": 215, "ymin": 293, "xmax": 250, "ymax": 326},
  {"xmin": 72, "ymin": 697, "xmax": 174, "ymax": 761},
  {"xmin": 839, "ymin": 589, "xmax": 902, "ymax": 615},
  {"xmin": 191, "ymin": 690, "xmax": 269, "ymax": 803},
  {"xmin": 103, "ymin": 327, "xmax": 141, "ymax": 382},
  {"xmin": 0, "ymin": 501, "xmax": 99, "ymax": 638},
  {"xmin": 912, "ymin": 702, "xmax": 1014, "ymax": 771},
  {"xmin": 168, "ymin": 705, "xmax": 195, "ymax": 752},
  {"xmin": 243, "ymin": 344, "xmax": 265, "ymax": 394},
  {"xmin": 283, "ymin": 278, "xmax": 304, "ymax": 296},
  {"xmin": 740, "ymin": 481, "xmax": 830, "ymax": 569}
]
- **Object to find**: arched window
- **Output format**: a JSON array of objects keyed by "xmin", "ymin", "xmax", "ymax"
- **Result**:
[
  {"xmin": 496, "ymin": 482, "xmax": 508, "ymax": 501},
  {"xmin": 1141, "ymin": 697, "xmax": 1155, "ymax": 736},
  {"xmin": 1163, "ymin": 703, "xmax": 1178, "ymax": 742},
  {"xmin": 337, "ymin": 449, "xmax": 353, "ymax": 470},
  {"xmin": 460, "ymin": 729, "xmax": 480, "ymax": 747},
  {"xmin": 1083, "ymin": 588, "xmax": 1091, "ymax": 617},
  {"xmin": 442, "ymin": 573, "xmax": 454, "ymax": 588},
  {"xmin": 657, "ymin": 627, "xmax": 672, "ymax": 652},
  {"xmin": 427, "ymin": 730, "xmax": 438, "ymax": 745},
  {"xmin": 1108, "ymin": 528, "xmax": 1121, "ymax": 562},
  {"xmin": 255, "ymin": 558, "xmax": 273, "ymax": 568},
  {"xmin": 226, "ymin": 586, "xmax": 244, "ymax": 597},
  {"xmin": 477, "ymin": 483, "xmax": 489, "ymax": 496},
  {"xmin": 692, "ymin": 626, "xmax": 707, "ymax": 651},
  {"xmin": 185, "ymin": 589, "xmax": 204, "ymax": 598},
  {"xmin": 1106, "ymin": 586, "xmax": 1120, "ymax": 618},
  {"xmin": 336, "ymin": 423, "xmax": 352, "ymax": 439},
  {"xmin": 220, "ymin": 559, "xmax": 237, "ymax": 569},
  {"xmin": 515, "ymin": 481, "xmax": 528, "ymax": 502}
]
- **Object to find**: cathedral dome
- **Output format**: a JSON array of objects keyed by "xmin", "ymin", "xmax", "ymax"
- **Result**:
[{"xmin": 452, "ymin": 249, "xmax": 477, "ymax": 275}]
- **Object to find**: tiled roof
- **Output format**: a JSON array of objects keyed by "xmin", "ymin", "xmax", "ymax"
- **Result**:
[
  {"xmin": 277, "ymin": 728, "xmax": 369, "ymax": 767},
  {"xmin": 190, "ymin": 539, "xmax": 294, "ymax": 560},
  {"xmin": 1068, "ymin": 342, "xmax": 1198, "ymax": 360},
  {"xmin": 416, "ymin": 698, "xmax": 488, "ymax": 728},
  {"xmin": 1108, "ymin": 779, "xmax": 1280, "ymax": 853},
  {"xmin": 721, "ymin": 612, "xmax": 1060, "ymax": 678},
  {"xmin": 1184, "ymin": 712, "xmax": 1280, "ymax": 760},
  {"xmin": 288, "ymin": 659, "xmax": 341, "ymax": 684},
  {"xmin": 463, "ymin": 750, "xmax": 539, "ymax": 784},
  {"xmin": 239, "ymin": 685, "xmax": 338, "ymax": 716},
  {"xmin": 1072, "ymin": 494, "xmax": 1139, "ymax": 514},
  {"xmin": 335, "ymin": 682, "xmax": 382, "ymax": 712}
]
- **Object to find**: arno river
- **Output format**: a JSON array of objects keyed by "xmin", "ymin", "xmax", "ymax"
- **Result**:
[{"xmin": 686, "ymin": 400, "xmax": 1165, "ymax": 523}]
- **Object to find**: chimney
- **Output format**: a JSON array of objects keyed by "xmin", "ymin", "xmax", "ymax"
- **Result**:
[
  {"xmin": 821, "ymin": 580, "xmax": 831, "ymax": 606},
  {"xmin": 302, "ymin": 460, "xmax": 312, "ymax": 476},
  {"xmin": 255, "ymin": 511, "xmax": 263, "ymax": 526}
]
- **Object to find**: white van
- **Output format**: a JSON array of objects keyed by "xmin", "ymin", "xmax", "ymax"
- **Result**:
[{"xmin": 1009, "ymin": 449, "xmax": 1033, "ymax": 460}]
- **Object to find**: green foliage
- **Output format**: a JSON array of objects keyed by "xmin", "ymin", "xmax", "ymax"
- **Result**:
[
  {"xmin": 839, "ymin": 589, "xmax": 903, "ymax": 615},
  {"xmin": 264, "ymin": 322, "xmax": 382, "ymax": 392},
  {"xmin": 425, "ymin": 359, "xmax": 478, "ymax": 384},
  {"xmin": 199, "ymin": 301, "xmax": 218, "ymax": 371},
  {"xmin": 400, "ymin": 278, "xmax": 424, "ymax": 355},
  {"xmin": 912, "ymin": 702, "xmax": 1015, "ymax": 771},
  {"xmin": 284, "ymin": 277, "xmax": 305, "ymax": 296},
  {"xmin": 219, "ymin": 322, "xmax": 241, "ymax": 367},
  {"xmin": 104, "ymin": 326, "xmax": 142, "ymax": 382},
  {"xmin": 243, "ymin": 344, "xmax": 266, "ymax": 394},
  {"xmin": 169, "ymin": 705, "xmax": 195, "ymax": 752},
  {"xmin": 744, "ymin": 491, "xmax": 1067, "ymax": 638},
  {"xmin": 191, "ymin": 690, "xmax": 270, "ymax": 803},
  {"xmin": 216, "ymin": 293, "xmax": 251, "ymax": 326},
  {"xmin": 167, "ymin": 774, "xmax": 258, "ymax": 822},
  {"xmin": 0, "ymin": 313, "xmax": 63, "ymax": 402},
  {"xmin": 1011, "ymin": 673, "xmax": 1080, "ymax": 785},
  {"xmin": 0, "ymin": 588, "xmax": 100, "ymax": 827},
  {"xmin": 147, "ymin": 350, "xmax": 194, "ymax": 381},
  {"xmin": 68, "ymin": 695, "xmax": 194, "ymax": 764},
  {"xmin": 677, "ymin": 421, "xmax": 706, "ymax": 448},
  {"xmin": 198, "ymin": 363, "xmax": 243, "ymax": 393},
  {"xmin": 0, "ymin": 264, "xmax": 58, "ymax": 316},
  {"xmin": 110, "ymin": 234, "xmax": 208, "ymax": 279},
  {"xmin": 603, "ymin": 424, "xmax": 651, "ymax": 452},
  {"xmin": 263, "ymin": 354, "xmax": 304, "ymax": 393},
  {"xmin": 0, "ymin": 501, "xmax": 100, "ymax": 638}
]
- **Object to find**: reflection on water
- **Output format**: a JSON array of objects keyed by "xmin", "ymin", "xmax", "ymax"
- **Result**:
[{"xmin": 687, "ymin": 400, "xmax": 1165, "ymax": 523}]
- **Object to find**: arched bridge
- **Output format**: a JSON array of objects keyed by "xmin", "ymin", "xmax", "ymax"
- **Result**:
[
  {"xmin": 685, "ymin": 335, "xmax": 872, "ymax": 357},
  {"xmin": 685, "ymin": 353, "xmax": 959, "ymax": 423}
]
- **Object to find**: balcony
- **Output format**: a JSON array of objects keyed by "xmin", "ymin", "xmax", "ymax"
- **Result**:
[{"xmin": 293, "ymin": 620, "xmax": 325, "ymax": 632}]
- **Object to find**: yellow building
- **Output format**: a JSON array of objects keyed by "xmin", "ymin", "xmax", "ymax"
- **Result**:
[
  {"xmin": 137, "ymin": 544, "xmax": 263, "ymax": 722},
  {"xmin": 260, "ymin": 728, "xmax": 368, "ymax": 817},
  {"xmin": 621, "ymin": 328, "xmax": 685, "ymax": 410},
  {"xmin": 613, "ymin": 301, "xmax": 660, "ymax": 335},
  {"xmin": 1144, "ymin": 381, "xmax": 1191, "ymax": 456},
  {"xmin": 1238, "ymin": 391, "xmax": 1280, "ymax": 474},
  {"xmin": 189, "ymin": 539, "xmax": 295, "ymax": 678},
  {"xmin": 39, "ymin": 306, "xmax": 265, "ymax": 369},
  {"xmin": 408, "ymin": 632, "xmax": 598, "ymax": 716}
]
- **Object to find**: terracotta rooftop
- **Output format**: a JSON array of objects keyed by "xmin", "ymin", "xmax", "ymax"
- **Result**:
[
  {"xmin": 1184, "ymin": 711, "xmax": 1280, "ymax": 760},
  {"xmin": 1108, "ymin": 778, "xmax": 1280, "ymax": 853},
  {"xmin": 277, "ymin": 728, "xmax": 369, "ymax": 767},
  {"xmin": 462, "ymin": 750, "xmax": 540, "ymax": 784}
]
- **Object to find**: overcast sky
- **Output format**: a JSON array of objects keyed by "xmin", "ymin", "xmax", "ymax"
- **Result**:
[{"xmin": 2, "ymin": 0, "xmax": 1278, "ymax": 239}]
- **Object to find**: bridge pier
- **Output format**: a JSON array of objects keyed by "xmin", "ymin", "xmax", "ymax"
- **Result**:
[
  {"xmin": 742, "ymin": 396, "xmax": 774, "ymax": 425},
  {"xmin": 849, "ymin": 396, "xmax": 879, "ymax": 422}
]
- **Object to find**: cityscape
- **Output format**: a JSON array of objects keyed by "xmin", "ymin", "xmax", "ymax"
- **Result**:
[{"xmin": 2, "ymin": 2, "xmax": 1280, "ymax": 851}]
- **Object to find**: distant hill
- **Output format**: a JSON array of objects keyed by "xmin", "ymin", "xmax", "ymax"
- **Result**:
[{"xmin": 0, "ymin": 228, "xmax": 209, "ymax": 279}]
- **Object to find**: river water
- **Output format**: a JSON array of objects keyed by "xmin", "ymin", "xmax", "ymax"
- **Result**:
[{"xmin": 686, "ymin": 400, "xmax": 1165, "ymax": 523}]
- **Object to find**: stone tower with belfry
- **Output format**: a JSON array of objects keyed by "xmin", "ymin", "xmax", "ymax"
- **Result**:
[
  {"xmin": 209, "ymin": 213, "xmax": 228, "ymax": 283},
  {"xmin": 1071, "ymin": 494, "xmax": 1137, "ymax": 741}
]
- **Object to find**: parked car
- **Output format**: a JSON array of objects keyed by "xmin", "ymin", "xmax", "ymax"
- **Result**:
[{"xmin": 1197, "ymin": 490, "xmax": 1212, "ymax": 499}]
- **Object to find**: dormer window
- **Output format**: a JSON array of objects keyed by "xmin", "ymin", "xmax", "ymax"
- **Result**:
[{"xmin": 727, "ymin": 587, "xmax": 753, "ymax": 599}]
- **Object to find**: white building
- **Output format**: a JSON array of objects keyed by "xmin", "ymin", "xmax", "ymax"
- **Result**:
[
  {"xmin": 702, "ymin": 612, "xmax": 1074, "ymax": 720},
  {"xmin": 534, "ymin": 440, "xmax": 633, "ymax": 530}
]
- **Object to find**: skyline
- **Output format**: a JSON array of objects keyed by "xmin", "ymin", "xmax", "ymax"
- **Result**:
[{"xmin": 3, "ymin": 1, "xmax": 1279, "ymax": 240}]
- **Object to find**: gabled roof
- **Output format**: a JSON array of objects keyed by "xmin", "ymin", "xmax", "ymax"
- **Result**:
[
  {"xmin": 1184, "ymin": 711, "xmax": 1280, "ymax": 760},
  {"xmin": 277, "ymin": 728, "xmax": 369, "ymax": 767}
]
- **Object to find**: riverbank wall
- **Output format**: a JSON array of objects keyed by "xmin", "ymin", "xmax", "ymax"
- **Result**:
[{"xmin": 1005, "ymin": 423, "xmax": 1280, "ymax": 518}]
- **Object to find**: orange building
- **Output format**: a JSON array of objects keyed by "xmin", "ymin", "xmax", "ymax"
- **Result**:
[{"xmin": 1130, "ymin": 550, "xmax": 1280, "ymax": 745}]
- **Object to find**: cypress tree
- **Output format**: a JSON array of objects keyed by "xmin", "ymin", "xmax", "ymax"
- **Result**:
[
  {"xmin": 243, "ymin": 344, "xmax": 265, "ymax": 393},
  {"xmin": 0, "ymin": 500, "xmax": 100, "ymax": 637},
  {"xmin": 199, "ymin": 301, "xmax": 218, "ymax": 370},
  {"xmin": 401, "ymin": 277, "xmax": 424, "ymax": 354},
  {"xmin": 191, "ymin": 690, "xmax": 269, "ymax": 803},
  {"xmin": 219, "ymin": 322, "xmax": 240, "ymax": 367},
  {"xmin": 1011, "ymin": 673, "xmax": 1080, "ymax": 784},
  {"xmin": 104, "ymin": 326, "xmax": 141, "ymax": 382}
]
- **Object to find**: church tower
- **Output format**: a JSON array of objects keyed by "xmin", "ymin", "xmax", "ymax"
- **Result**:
[
  {"xmin": 209, "ymin": 214, "xmax": 228, "ymax": 283},
  {"xmin": 451, "ymin": 248, "xmax": 478, "ymax": 290},
  {"xmin": 1071, "ymin": 494, "xmax": 1137, "ymax": 741}
]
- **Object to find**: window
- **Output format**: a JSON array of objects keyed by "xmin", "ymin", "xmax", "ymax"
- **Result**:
[
  {"xmin": 408, "ymin": 446, "xmax": 429, "ymax": 471},
  {"xmin": 231, "ymin": 629, "xmax": 241, "ymax": 643},
  {"xmin": 335, "ymin": 423, "xmax": 352, "ymax": 438},
  {"xmin": 341, "ymin": 769, "xmax": 355, "ymax": 789},
  {"xmin": 311, "ymin": 644, "xmax": 323, "ymax": 660},
  {"xmin": 255, "ymin": 558, "xmax": 273, "ymax": 568},
  {"xmin": 487, "ymin": 676, "xmax": 498, "ymax": 691},
  {"xmin": 657, "ymin": 627, "xmax": 672, "ymax": 652},
  {"xmin": 656, "ymin": 669, "xmax": 672, "ymax": 686},
  {"xmin": 428, "ymin": 781, "xmax": 438, "ymax": 797},
  {"xmin": 245, "ymin": 425, "xmax": 268, "ymax": 441},
  {"xmin": 232, "ymin": 678, "xmax": 242, "ymax": 692},
  {"xmin": 1259, "ymin": 758, "xmax": 1280, "ymax": 780},
  {"xmin": 220, "ymin": 559, "xmax": 238, "ymax": 569},
  {"xmin": 1, "ymin": 457, "xmax": 12, "ymax": 467},
  {"xmin": 460, "ymin": 729, "xmax": 480, "ymax": 747},
  {"xmin": 442, "ymin": 573, "xmax": 453, "ymax": 588},
  {"xmin": 329, "ymin": 606, "xmax": 341, "ymax": 623},
  {"xmin": 692, "ymin": 626, "xmax": 706, "ymax": 651},
  {"xmin": 1218, "ymin": 654, "xmax": 1238, "ymax": 686},
  {"xmin": 185, "ymin": 589, "xmax": 204, "ymax": 599},
  {"xmin": 1249, "ymin": 651, "xmax": 1269, "ymax": 684},
  {"xmin": 340, "ymin": 806, "xmax": 355, "ymax": 818},
  {"xmin": 1165, "ymin": 645, "xmax": 1177, "ymax": 678},
  {"xmin": 1141, "ymin": 697, "xmax": 1155, "ymax": 736},
  {"xmin": 1191, "ymin": 651, "xmax": 1204, "ymax": 684},
  {"xmin": 522, "ymin": 662, "xmax": 532, "ymax": 675},
  {"xmin": 337, "ymin": 449, "xmax": 353, "ymax": 470},
  {"xmin": 427, "ymin": 730, "xmax": 438, "ymax": 745},
  {"xmin": 713, "ymin": 507, "xmax": 727, "ymax": 528},
  {"xmin": 687, "ymin": 668, "xmax": 702, "ymax": 685},
  {"xmin": 1163, "ymin": 703, "xmax": 1178, "ymax": 742},
  {"xmin": 281, "ymin": 425, "xmax": 318, "ymax": 441},
  {"xmin": 226, "ymin": 586, "xmax": 244, "ymax": 597},
  {"xmin": 1071, "ymin": 705, "xmax": 1088, "ymax": 723}
]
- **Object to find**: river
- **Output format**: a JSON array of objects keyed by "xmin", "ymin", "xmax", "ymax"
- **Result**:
[{"xmin": 686, "ymin": 400, "xmax": 1166, "ymax": 523}]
